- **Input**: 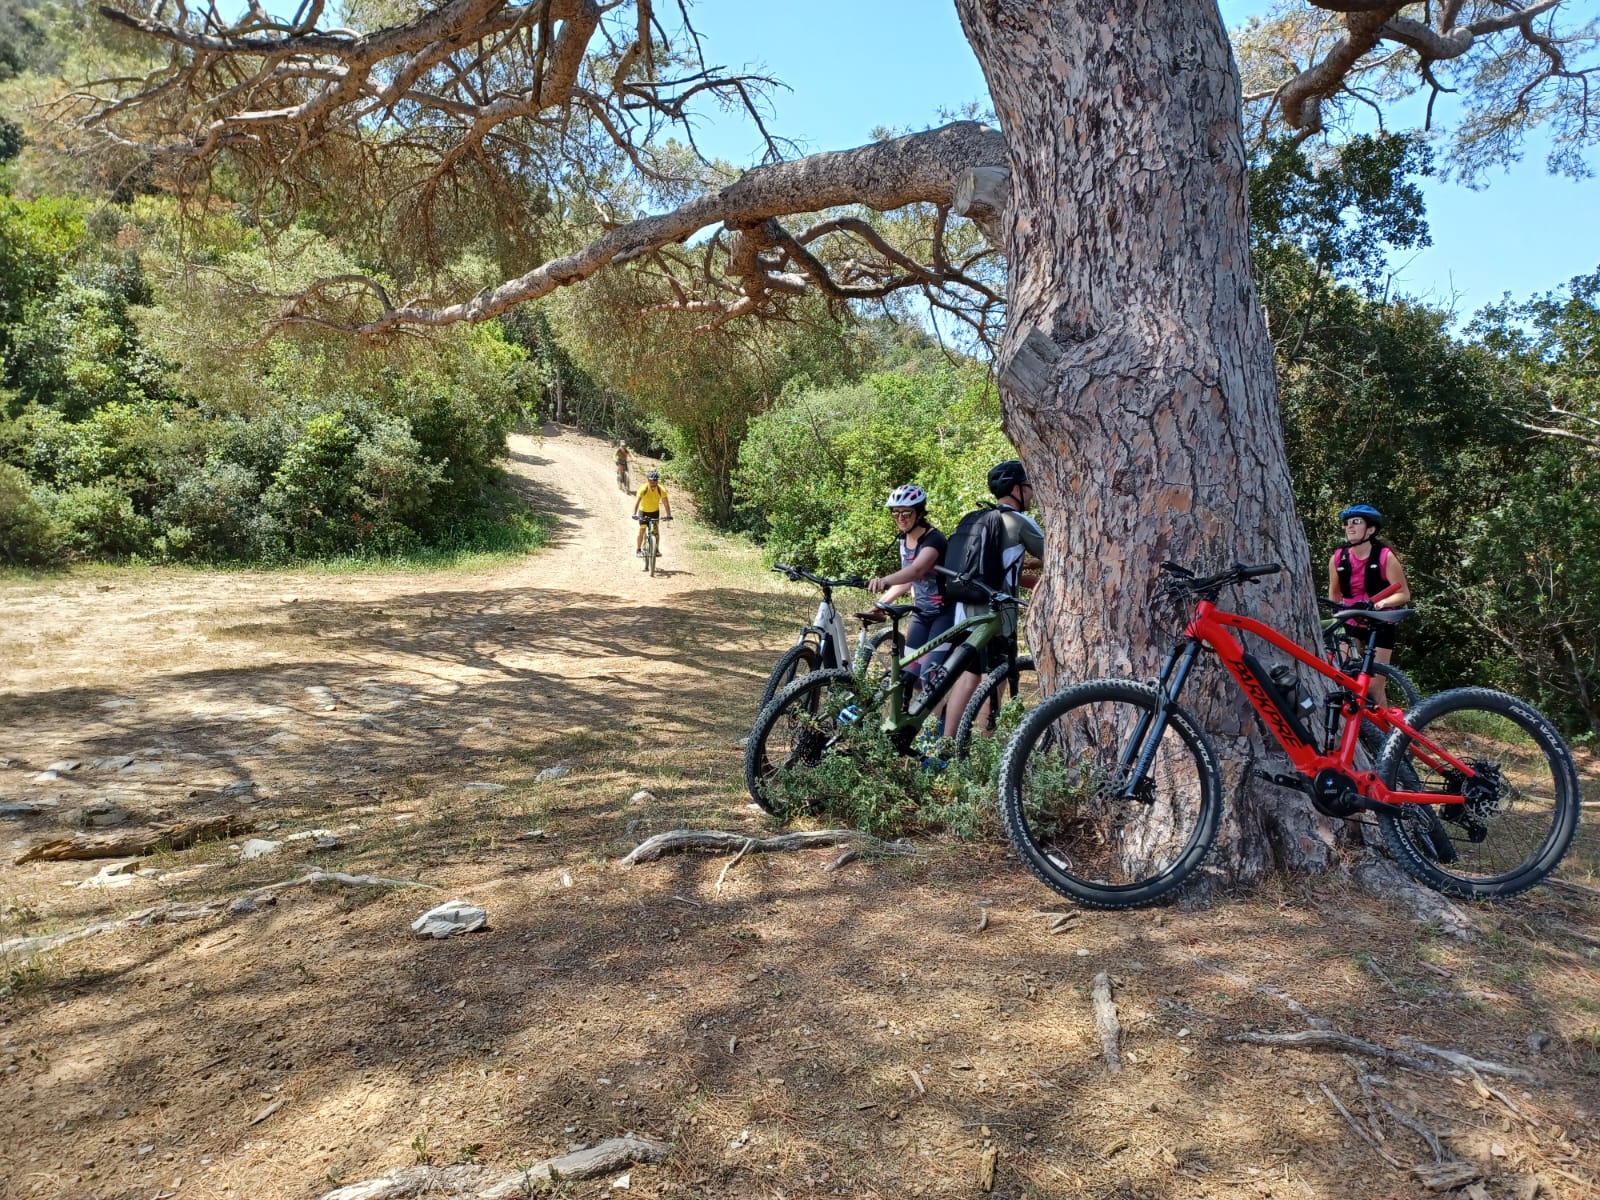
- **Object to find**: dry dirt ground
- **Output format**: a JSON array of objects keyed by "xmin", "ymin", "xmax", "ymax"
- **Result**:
[{"xmin": 1, "ymin": 427, "xmax": 1598, "ymax": 1200}]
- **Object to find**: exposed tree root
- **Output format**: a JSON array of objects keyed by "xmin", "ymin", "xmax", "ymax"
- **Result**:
[
  {"xmin": 619, "ymin": 828, "xmax": 918, "ymax": 867},
  {"xmin": 1229, "ymin": 1028, "xmax": 1542, "ymax": 1082},
  {"xmin": 0, "ymin": 871, "xmax": 434, "ymax": 966},
  {"xmin": 316, "ymin": 1135, "xmax": 671, "ymax": 1199}
]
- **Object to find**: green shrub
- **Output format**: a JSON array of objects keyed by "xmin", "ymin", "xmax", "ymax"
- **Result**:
[
  {"xmin": 49, "ymin": 481, "xmax": 150, "ymax": 558},
  {"xmin": 0, "ymin": 460, "xmax": 61, "ymax": 565},
  {"xmin": 154, "ymin": 460, "xmax": 280, "ymax": 561}
]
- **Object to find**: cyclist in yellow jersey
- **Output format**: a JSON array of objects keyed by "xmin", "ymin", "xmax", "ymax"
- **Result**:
[{"xmin": 632, "ymin": 469, "xmax": 673, "ymax": 555}]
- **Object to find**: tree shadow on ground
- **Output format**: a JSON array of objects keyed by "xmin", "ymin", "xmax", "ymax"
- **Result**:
[{"xmin": 3, "ymin": 579, "xmax": 1597, "ymax": 1199}]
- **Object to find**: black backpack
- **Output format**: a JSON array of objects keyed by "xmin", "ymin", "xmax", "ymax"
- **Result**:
[{"xmin": 942, "ymin": 504, "xmax": 1008, "ymax": 603}]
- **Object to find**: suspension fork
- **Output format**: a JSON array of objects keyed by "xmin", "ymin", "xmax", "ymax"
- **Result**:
[{"xmin": 1117, "ymin": 639, "xmax": 1202, "ymax": 800}]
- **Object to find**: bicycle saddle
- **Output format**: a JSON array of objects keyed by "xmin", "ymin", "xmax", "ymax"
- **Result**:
[
  {"xmin": 858, "ymin": 604, "xmax": 915, "ymax": 623},
  {"xmin": 1334, "ymin": 606, "xmax": 1412, "ymax": 624}
]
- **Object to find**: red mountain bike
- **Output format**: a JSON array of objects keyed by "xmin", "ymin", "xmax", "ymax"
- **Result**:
[{"xmin": 997, "ymin": 561, "xmax": 1580, "ymax": 909}]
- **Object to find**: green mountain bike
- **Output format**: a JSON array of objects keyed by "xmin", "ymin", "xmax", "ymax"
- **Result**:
[{"xmin": 745, "ymin": 567, "xmax": 1022, "ymax": 812}]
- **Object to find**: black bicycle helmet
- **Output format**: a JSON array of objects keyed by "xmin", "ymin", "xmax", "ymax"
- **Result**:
[{"xmin": 987, "ymin": 459, "xmax": 1028, "ymax": 498}]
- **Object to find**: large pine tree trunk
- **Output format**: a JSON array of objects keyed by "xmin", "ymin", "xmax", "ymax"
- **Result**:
[{"xmin": 955, "ymin": 0, "xmax": 1339, "ymax": 881}]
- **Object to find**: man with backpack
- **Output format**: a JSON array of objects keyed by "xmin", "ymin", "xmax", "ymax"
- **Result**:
[{"xmin": 941, "ymin": 459, "xmax": 1044, "ymax": 732}]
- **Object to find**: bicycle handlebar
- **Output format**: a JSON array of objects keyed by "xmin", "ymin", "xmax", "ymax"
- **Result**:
[
  {"xmin": 932, "ymin": 564, "xmax": 1022, "ymax": 607},
  {"xmin": 771, "ymin": 562, "xmax": 868, "ymax": 591},
  {"xmin": 1158, "ymin": 560, "xmax": 1282, "ymax": 596}
]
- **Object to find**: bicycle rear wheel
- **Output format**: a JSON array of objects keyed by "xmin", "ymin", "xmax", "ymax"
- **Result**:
[
  {"xmin": 953, "ymin": 656, "xmax": 1043, "ymax": 760},
  {"xmin": 1375, "ymin": 687, "xmax": 1580, "ymax": 899},
  {"xmin": 745, "ymin": 668, "xmax": 860, "ymax": 813},
  {"xmin": 759, "ymin": 643, "xmax": 820, "ymax": 710},
  {"xmin": 997, "ymin": 680, "xmax": 1223, "ymax": 909}
]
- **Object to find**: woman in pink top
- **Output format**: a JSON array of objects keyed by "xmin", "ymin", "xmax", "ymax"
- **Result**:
[{"xmin": 1326, "ymin": 503, "xmax": 1412, "ymax": 705}]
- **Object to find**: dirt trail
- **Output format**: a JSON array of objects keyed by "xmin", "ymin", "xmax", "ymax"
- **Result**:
[
  {"xmin": 0, "ymin": 426, "xmax": 750, "ymax": 815},
  {"xmin": 1, "ymin": 429, "xmax": 1598, "ymax": 1200}
]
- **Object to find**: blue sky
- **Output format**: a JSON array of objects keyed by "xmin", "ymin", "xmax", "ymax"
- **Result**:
[{"xmin": 678, "ymin": 0, "xmax": 1597, "ymax": 320}]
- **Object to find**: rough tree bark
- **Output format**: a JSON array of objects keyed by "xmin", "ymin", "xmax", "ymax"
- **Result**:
[{"xmin": 955, "ymin": 0, "xmax": 1339, "ymax": 881}]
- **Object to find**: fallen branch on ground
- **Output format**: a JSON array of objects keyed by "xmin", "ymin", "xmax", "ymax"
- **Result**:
[
  {"xmin": 715, "ymin": 837, "xmax": 755, "ymax": 896},
  {"xmin": 317, "ymin": 1135, "xmax": 671, "ymax": 1199},
  {"xmin": 15, "ymin": 815, "xmax": 255, "ymax": 864},
  {"xmin": 619, "ymin": 828, "xmax": 918, "ymax": 866}
]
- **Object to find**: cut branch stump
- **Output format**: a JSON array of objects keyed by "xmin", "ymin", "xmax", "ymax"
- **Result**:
[{"xmin": 1091, "ymin": 972, "xmax": 1122, "ymax": 1074}]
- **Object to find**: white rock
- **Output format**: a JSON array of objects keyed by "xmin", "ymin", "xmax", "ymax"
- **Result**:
[
  {"xmin": 628, "ymin": 790, "xmax": 655, "ymax": 804},
  {"xmin": 537, "ymin": 765, "xmax": 571, "ymax": 782},
  {"xmin": 44, "ymin": 760, "xmax": 81, "ymax": 773},
  {"xmin": 91, "ymin": 756, "xmax": 136, "ymax": 771},
  {"xmin": 221, "ymin": 781, "xmax": 257, "ymax": 797},
  {"xmin": 411, "ymin": 900, "xmax": 488, "ymax": 939},
  {"xmin": 305, "ymin": 685, "xmax": 338, "ymax": 711},
  {"xmin": 228, "ymin": 896, "xmax": 260, "ymax": 915},
  {"xmin": 284, "ymin": 829, "xmax": 338, "ymax": 842},
  {"xmin": 239, "ymin": 838, "xmax": 283, "ymax": 861},
  {"xmin": 462, "ymin": 782, "xmax": 508, "ymax": 792},
  {"xmin": 611, "ymin": 1172, "xmax": 631, "ymax": 1190}
]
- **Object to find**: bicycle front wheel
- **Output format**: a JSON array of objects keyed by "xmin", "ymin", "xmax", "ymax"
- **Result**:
[
  {"xmin": 1375, "ymin": 687, "xmax": 1580, "ymax": 899},
  {"xmin": 997, "ymin": 679, "xmax": 1223, "ymax": 909},
  {"xmin": 745, "ymin": 668, "xmax": 861, "ymax": 814},
  {"xmin": 953, "ymin": 656, "xmax": 1043, "ymax": 760},
  {"xmin": 759, "ymin": 643, "xmax": 820, "ymax": 710},
  {"xmin": 643, "ymin": 530, "xmax": 657, "ymax": 575}
]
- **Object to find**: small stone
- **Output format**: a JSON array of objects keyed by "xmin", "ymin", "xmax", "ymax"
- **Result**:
[
  {"xmin": 91, "ymin": 756, "xmax": 135, "ymax": 771},
  {"xmin": 629, "ymin": 790, "xmax": 656, "ymax": 804},
  {"xmin": 462, "ymin": 782, "xmax": 508, "ymax": 792},
  {"xmin": 70, "ymin": 801, "xmax": 130, "ymax": 828},
  {"xmin": 220, "ymin": 781, "xmax": 256, "ymax": 798},
  {"xmin": 228, "ymin": 896, "xmax": 260, "ymax": 915},
  {"xmin": 304, "ymin": 685, "xmax": 338, "ymax": 711},
  {"xmin": 411, "ymin": 900, "xmax": 488, "ymax": 939},
  {"xmin": 537, "ymin": 765, "xmax": 571, "ymax": 782},
  {"xmin": 238, "ymin": 838, "xmax": 283, "ymax": 861},
  {"xmin": 284, "ymin": 828, "xmax": 337, "ymax": 842},
  {"xmin": 309, "ymin": 835, "xmax": 340, "ymax": 852},
  {"xmin": 0, "ymin": 802, "xmax": 45, "ymax": 818},
  {"xmin": 611, "ymin": 1173, "xmax": 631, "ymax": 1190},
  {"xmin": 514, "ymin": 829, "xmax": 548, "ymax": 841},
  {"xmin": 1075, "ymin": 947, "xmax": 1090, "ymax": 957},
  {"xmin": 44, "ymin": 760, "xmax": 82, "ymax": 774},
  {"xmin": 1527, "ymin": 1032, "xmax": 1552, "ymax": 1053}
]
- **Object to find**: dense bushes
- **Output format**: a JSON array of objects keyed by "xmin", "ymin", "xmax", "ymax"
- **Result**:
[
  {"xmin": 736, "ymin": 363, "xmax": 1014, "ymax": 578},
  {"xmin": 0, "ymin": 194, "xmax": 538, "ymax": 566}
]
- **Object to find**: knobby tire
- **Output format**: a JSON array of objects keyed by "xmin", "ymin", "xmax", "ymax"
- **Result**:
[
  {"xmin": 1374, "ymin": 687, "xmax": 1579, "ymax": 899},
  {"xmin": 744, "ymin": 668, "xmax": 860, "ymax": 814},
  {"xmin": 759, "ymin": 643, "xmax": 821, "ymax": 711},
  {"xmin": 954, "ymin": 656, "xmax": 1037, "ymax": 761},
  {"xmin": 997, "ymin": 679, "xmax": 1224, "ymax": 909}
]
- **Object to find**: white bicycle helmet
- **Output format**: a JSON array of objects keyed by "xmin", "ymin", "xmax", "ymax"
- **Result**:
[
  {"xmin": 646, "ymin": 469, "xmax": 660, "ymax": 481},
  {"xmin": 884, "ymin": 484, "xmax": 927, "ymax": 509}
]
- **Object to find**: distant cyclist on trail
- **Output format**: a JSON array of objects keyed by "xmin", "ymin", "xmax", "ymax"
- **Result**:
[
  {"xmin": 942, "ymin": 459, "xmax": 1044, "ymax": 730},
  {"xmin": 1327, "ymin": 503, "xmax": 1411, "ymax": 706},
  {"xmin": 867, "ymin": 484, "xmax": 951, "ymax": 695},
  {"xmin": 614, "ymin": 440, "xmax": 630, "ymax": 488},
  {"xmin": 633, "ymin": 468, "xmax": 672, "ymax": 556}
]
